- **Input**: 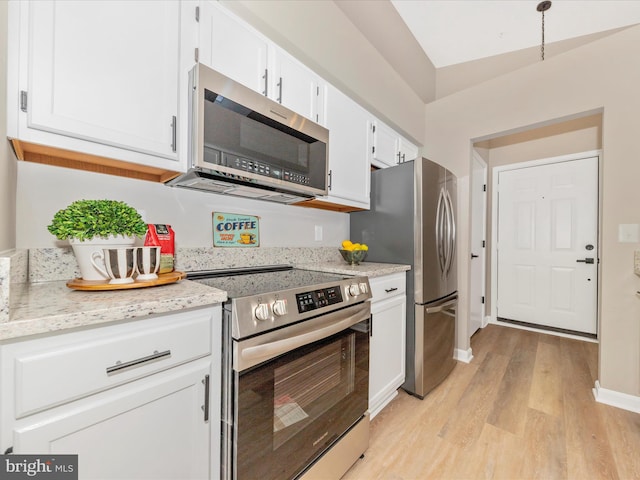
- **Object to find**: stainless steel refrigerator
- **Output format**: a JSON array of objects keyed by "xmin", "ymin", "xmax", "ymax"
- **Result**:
[{"xmin": 350, "ymin": 158, "xmax": 457, "ymax": 398}]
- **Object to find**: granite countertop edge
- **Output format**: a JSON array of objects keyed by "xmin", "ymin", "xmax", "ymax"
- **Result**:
[
  {"xmin": 2, "ymin": 279, "xmax": 227, "ymax": 342},
  {"xmin": 2, "ymin": 261, "xmax": 409, "ymax": 342},
  {"xmin": 295, "ymin": 261, "xmax": 411, "ymax": 277}
]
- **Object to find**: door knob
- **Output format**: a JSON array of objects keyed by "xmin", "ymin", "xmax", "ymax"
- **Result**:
[{"xmin": 576, "ymin": 258, "xmax": 595, "ymax": 264}]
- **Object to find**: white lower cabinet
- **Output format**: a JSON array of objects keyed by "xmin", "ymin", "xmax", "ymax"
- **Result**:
[
  {"xmin": 0, "ymin": 305, "xmax": 222, "ymax": 480},
  {"xmin": 368, "ymin": 273, "xmax": 407, "ymax": 419}
]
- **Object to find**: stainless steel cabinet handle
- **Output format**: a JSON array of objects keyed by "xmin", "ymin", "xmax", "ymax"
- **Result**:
[
  {"xmin": 263, "ymin": 68, "xmax": 268, "ymax": 96},
  {"xmin": 277, "ymin": 77, "xmax": 283, "ymax": 103},
  {"xmin": 170, "ymin": 116, "xmax": 177, "ymax": 152},
  {"xmin": 106, "ymin": 349, "xmax": 171, "ymax": 375},
  {"xmin": 202, "ymin": 374, "xmax": 210, "ymax": 423},
  {"xmin": 385, "ymin": 287, "xmax": 398, "ymax": 293}
]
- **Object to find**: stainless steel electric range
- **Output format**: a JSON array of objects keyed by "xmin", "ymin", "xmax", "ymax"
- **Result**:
[{"xmin": 188, "ymin": 265, "xmax": 372, "ymax": 480}]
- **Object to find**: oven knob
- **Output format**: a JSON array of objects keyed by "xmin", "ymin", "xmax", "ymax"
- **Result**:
[
  {"xmin": 255, "ymin": 303, "xmax": 270, "ymax": 321},
  {"xmin": 359, "ymin": 282, "xmax": 368, "ymax": 294},
  {"xmin": 272, "ymin": 299, "xmax": 287, "ymax": 316},
  {"xmin": 348, "ymin": 284, "xmax": 361, "ymax": 297}
]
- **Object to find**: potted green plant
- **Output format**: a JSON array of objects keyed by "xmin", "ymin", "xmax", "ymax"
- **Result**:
[{"xmin": 48, "ymin": 199, "xmax": 148, "ymax": 280}]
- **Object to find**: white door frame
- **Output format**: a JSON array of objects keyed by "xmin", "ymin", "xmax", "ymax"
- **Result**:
[
  {"xmin": 470, "ymin": 151, "xmax": 488, "ymax": 335},
  {"xmin": 489, "ymin": 149, "xmax": 601, "ymax": 338}
]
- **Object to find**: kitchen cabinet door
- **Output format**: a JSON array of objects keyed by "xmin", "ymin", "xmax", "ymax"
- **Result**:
[
  {"xmin": 12, "ymin": 360, "xmax": 212, "ymax": 480},
  {"xmin": 272, "ymin": 49, "xmax": 326, "ymax": 125},
  {"xmin": 320, "ymin": 84, "xmax": 370, "ymax": 210},
  {"xmin": 371, "ymin": 120, "xmax": 400, "ymax": 168},
  {"xmin": 398, "ymin": 135, "xmax": 420, "ymax": 163},
  {"xmin": 369, "ymin": 273, "xmax": 407, "ymax": 419},
  {"xmin": 371, "ymin": 120, "xmax": 420, "ymax": 168},
  {"xmin": 198, "ymin": 1, "xmax": 269, "ymax": 96},
  {"xmin": 20, "ymin": 1, "xmax": 183, "ymax": 166}
]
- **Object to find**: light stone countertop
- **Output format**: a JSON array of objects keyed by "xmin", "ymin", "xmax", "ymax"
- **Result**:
[
  {"xmin": 2, "ymin": 279, "xmax": 226, "ymax": 342},
  {"xmin": 295, "ymin": 261, "xmax": 411, "ymax": 277},
  {"xmin": 1, "ymin": 246, "xmax": 409, "ymax": 342}
]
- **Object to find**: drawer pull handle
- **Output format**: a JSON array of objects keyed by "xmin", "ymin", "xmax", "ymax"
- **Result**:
[
  {"xmin": 385, "ymin": 287, "xmax": 398, "ymax": 293},
  {"xmin": 106, "ymin": 350, "xmax": 171, "ymax": 375}
]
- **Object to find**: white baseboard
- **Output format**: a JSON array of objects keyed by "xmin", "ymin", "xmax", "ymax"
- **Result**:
[
  {"xmin": 482, "ymin": 315, "xmax": 491, "ymax": 328},
  {"xmin": 592, "ymin": 380, "xmax": 640, "ymax": 413},
  {"xmin": 454, "ymin": 347, "xmax": 474, "ymax": 364}
]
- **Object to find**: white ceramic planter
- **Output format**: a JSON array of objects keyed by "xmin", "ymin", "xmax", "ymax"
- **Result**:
[{"xmin": 70, "ymin": 235, "xmax": 137, "ymax": 280}]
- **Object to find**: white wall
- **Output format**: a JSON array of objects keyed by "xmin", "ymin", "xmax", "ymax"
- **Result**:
[
  {"xmin": 0, "ymin": 1, "xmax": 17, "ymax": 251},
  {"xmin": 17, "ymin": 162, "xmax": 349, "ymax": 248}
]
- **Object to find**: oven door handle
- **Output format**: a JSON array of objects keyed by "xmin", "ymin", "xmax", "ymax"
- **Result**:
[{"xmin": 236, "ymin": 303, "xmax": 370, "ymax": 371}]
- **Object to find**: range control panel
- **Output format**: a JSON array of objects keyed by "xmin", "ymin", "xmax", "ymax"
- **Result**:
[{"xmin": 296, "ymin": 286, "xmax": 344, "ymax": 313}]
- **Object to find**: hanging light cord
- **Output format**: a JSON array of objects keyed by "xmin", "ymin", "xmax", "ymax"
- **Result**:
[{"xmin": 537, "ymin": 1, "xmax": 552, "ymax": 61}]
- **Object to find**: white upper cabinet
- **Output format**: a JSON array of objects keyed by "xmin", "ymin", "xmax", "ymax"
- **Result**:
[
  {"xmin": 198, "ymin": 1, "xmax": 325, "ymax": 125},
  {"xmin": 371, "ymin": 119, "xmax": 419, "ymax": 168},
  {"xmin": 272, "ymin": 50, "xmax": 326, "ymax": 125},
  {"xmin": 7, "ymin": 0, "xmax": 193, "ymax": 171},
  {"xmin": 320, "ymin": 84, "xmax": 370, "ymax": 210},
  {"xmin": 371, "ymin": 120, "xmax": 399, "ymax": 168},
  {"xmin": 197, "ymin": 1, "xmax": 269, "ymax": 95},
  {"xmin": 398, "ymin": 135, "xmax": 420, "ymax": 164}
]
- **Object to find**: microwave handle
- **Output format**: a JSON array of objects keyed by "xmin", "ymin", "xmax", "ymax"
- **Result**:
[{"xmin": 328, "ymin": 169, "xmax": 333, "ymax": 190}]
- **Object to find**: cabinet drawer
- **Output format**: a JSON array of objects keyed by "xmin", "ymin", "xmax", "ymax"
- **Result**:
[
  {"xmin": 10, "ymin": 309, "xmax": 214, "ymax": 418},
  {"xmin": 369, "ymin": 272, "xmax": 406, "ymax": 300}
]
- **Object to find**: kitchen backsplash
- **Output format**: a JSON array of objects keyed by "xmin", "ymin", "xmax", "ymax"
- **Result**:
[
  {"xmin": 28, "ymin": 246, "xmax": 344, "ymax": 283},
  {"xmin": 0, "ymin": 249, "xmax": 28, "ymax": 323}
]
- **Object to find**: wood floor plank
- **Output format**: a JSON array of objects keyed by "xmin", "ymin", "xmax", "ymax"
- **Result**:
[
  {"xmin": 486, "ymin": 329, "xmax": 538, "ymax": 435},
  {"xmin": 560, "ymin": 338, "xmax": 619, "ymax": 479},
  {"xmin": 600, "ymin": 403, "xmax": 640, "ymax": 480},
  {"xmin": 519, "ymin": 407, "xmax": 567, "ymax": 479},
  {"xmin": 437, "ymin": 351, "xmax": 511, "ymax": 447},
  {"xmin": 528, "ymin": 338, "xmax": 564, "ymax": 417}
]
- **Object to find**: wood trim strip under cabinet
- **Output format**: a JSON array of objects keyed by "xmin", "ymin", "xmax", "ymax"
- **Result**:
[{"xmin": 10, "ymin": 139, "xmax": 181, "ymax": 183}]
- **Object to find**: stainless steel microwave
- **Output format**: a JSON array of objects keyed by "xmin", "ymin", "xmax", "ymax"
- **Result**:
[{"xmin": 167, "ymin": 64, "xmax": 329, "ymax": 204}]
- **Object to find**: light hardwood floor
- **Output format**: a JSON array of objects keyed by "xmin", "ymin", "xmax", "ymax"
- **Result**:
[{"xmin": 343, "ymin": 324, "xmax": 640, "ymax": 480}]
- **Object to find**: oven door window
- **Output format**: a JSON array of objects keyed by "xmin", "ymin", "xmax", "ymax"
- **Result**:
[{"xmin": 234, "ymin": 321, "xmax": 369, "ymax": 480}]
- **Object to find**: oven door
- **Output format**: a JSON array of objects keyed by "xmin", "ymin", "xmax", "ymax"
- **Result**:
[{"xmin": 228, "ymin": 302, "xmax": 370, "ymax": 480}]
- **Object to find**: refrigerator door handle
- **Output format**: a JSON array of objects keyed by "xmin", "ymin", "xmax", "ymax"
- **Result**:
[
  {"xmin": 436, "ymin": 189, "xmax": 447, "ymax": 274},
  {"xmin": 425, "ymin": 298, "xmax": 457, "ymax": 314},
  {"xmin": 444, "ymin": 188, "xmax": 456, "ymax": 276}
]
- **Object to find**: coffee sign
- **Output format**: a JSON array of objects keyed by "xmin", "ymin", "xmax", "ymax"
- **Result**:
[{"xmin": 212, "ymin": 212, "xmax": 260, "ymax": 247}]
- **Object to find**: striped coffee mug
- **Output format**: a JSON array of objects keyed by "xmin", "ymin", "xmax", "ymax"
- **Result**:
[
  {"xmin": 136, "ymin": 246, "xmax": 162, "ymax": 281},
  {"xmin": 91, "ymin": 247, "xmax": 137, "ymax": 284}
]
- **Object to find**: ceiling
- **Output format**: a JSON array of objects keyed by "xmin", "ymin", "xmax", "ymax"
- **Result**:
[{"xmin": 390, "ymin": 0, "xmax": 640, "ymax": 68}]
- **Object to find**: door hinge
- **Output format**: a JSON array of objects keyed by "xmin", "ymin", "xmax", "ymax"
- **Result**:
[
  {"xmin": 482, "ymin": 240, "xmax": 485, "ymax": 248},
  {"xmin": 195, "ymin": 5, "xmax": 200, "ymax": 22},
  {"xmin": 483, "ymin": 184, "xmax": 487, "ymax": 192},
  {"xmin": 194, "ymin": 47, "xmax": 199, "ymax": 63},
  {"xmin": 20, "ymin": 91, "xmax": 27, "ymax": 112},
  {"xmin": 372, "ymin": 124, "xmax": 376, "ymax": 133},
  {"xmin": 481, "ymin": 296, "xmax": 485, "ymax": 304},
  {"xmin": 372, "ymin": 146, "xmax": 375, "ymax": 154}
]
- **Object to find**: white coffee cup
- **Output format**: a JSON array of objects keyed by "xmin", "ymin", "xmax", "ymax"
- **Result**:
[
  {"xmin": 136, "ymin": 246, "xmax": 162, "ymax": 281},
  {"xmin": 91, "ymin": 247, "xmax": 137, "ymax": 284}
]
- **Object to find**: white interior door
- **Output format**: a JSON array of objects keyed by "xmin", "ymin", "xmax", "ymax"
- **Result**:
[
  {"xmin": 496, "ymin": 156, "xmax": 598, "ymax": 335},
  {"xmin": 469, "ymin": 153, "xmax": 487, "ymax": 336}
]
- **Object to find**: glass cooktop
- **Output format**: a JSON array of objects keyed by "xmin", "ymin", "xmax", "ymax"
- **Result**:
[{"xmin": 188, "ymin": 266, "xmax": 351, "ymax": 299}]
